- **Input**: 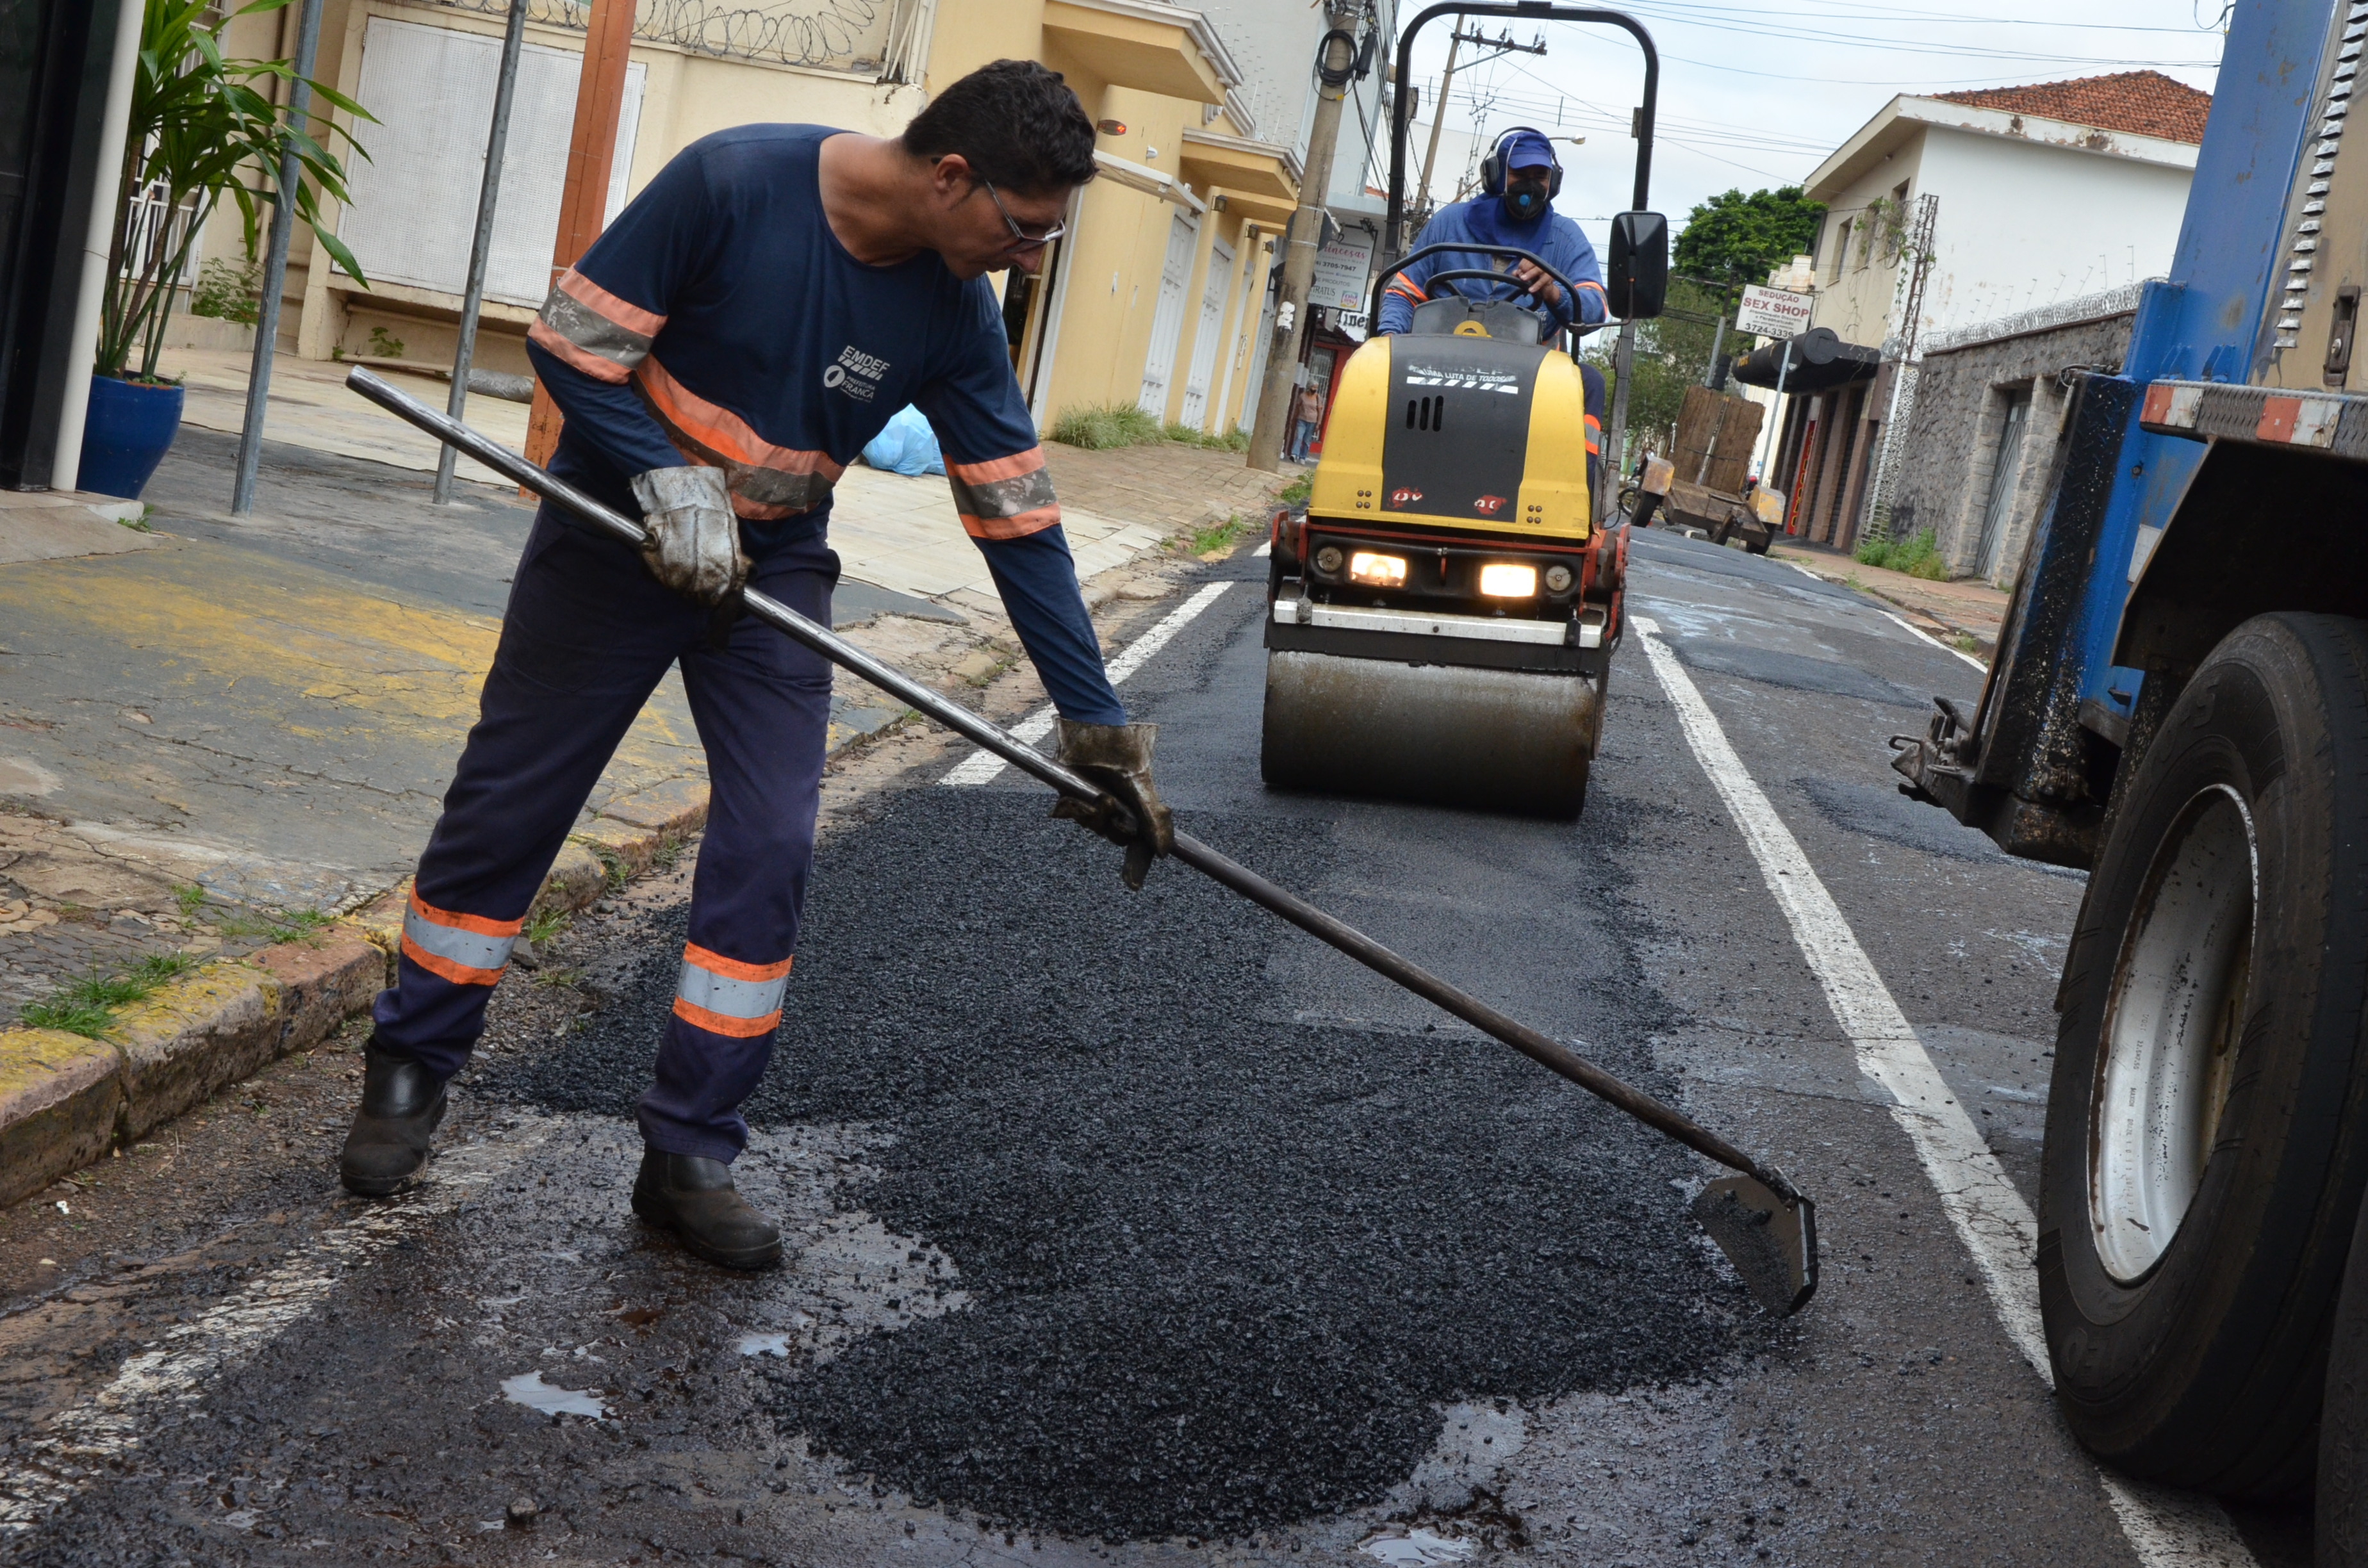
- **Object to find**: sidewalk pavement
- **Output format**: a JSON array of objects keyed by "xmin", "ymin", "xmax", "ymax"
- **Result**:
[
  {"xmin": 1, "ymin": 348, "xmax": 1290, "ymax": 1207},
  {"xmin": 1770, "ymin": 539, "xmax": 2010, "ymax": 658}
]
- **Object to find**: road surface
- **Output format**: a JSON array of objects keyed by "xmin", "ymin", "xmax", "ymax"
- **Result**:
[{"xmin": 0, "ymin": 530, "xmax": 2311, "ymax": 1565}]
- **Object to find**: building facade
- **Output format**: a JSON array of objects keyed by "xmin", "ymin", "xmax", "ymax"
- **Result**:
[
  {"xmin": 189, "ymin": 0, "xmax": 1328, "ymax": 442},
  {"xmin": 1884, "ymin": 286, "xmax": 2139, "ymax": 586},
  {"xmin": 1767, "ymin": 70, "xmax": 2206, "ymax": 551}
]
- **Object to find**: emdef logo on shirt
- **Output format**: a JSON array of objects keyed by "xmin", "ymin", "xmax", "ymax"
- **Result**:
[{"xmin": 824, "ymin": 345, "xmax": 889, "ymax": 403}]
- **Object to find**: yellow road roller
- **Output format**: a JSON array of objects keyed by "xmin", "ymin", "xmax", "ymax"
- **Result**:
[
  {"xmin": 1261, "ymin": 247, "xmax": 1636, "ymax": 818},
  {"xmin": 1260, "ymin": 1, "xmax": 1665, "ymax": 820}
]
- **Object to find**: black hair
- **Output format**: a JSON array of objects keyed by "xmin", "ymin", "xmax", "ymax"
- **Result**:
[{"xmin": 901, "ymin": 59, "xmax": 1098, "ymax": 195}]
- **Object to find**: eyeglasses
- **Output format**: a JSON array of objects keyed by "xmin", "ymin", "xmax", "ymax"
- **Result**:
[{"xmin": 978, "ymin": 178, "xmax": 1067, "ymax": 247}]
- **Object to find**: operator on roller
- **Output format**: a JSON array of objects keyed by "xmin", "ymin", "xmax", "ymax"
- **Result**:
[
  {"xmin": 335, "ymin": 61, "xmax": 1172, "ymax": 1270},
  {"xmin": 1379, "ymin": 127, "xmax": 1608, "ymax": 489}
]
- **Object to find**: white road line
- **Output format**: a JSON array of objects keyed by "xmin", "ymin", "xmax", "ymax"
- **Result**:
[
  {"xmin": 939, "ymin": 581, "xmax": 1237, "ymax": 787},
  {"xmin": 0, "ymin": 1123, "xmax": 547, "ymax": 1539},
  {"xmin": 1880, "ymin": 607, "xmax": 1989, "ymax": 673},
  {"xmin": 1254, "ymin": 539, "xmax": 1272, "ymax": 557},
  {"xmin": 1629, "ymin": 615, "xmax": 2258, "ymax": 1568}
]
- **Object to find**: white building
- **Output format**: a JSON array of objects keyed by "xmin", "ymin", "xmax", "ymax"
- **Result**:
[{"xmin": 1770, "ymin": 70, "xmax": 2208, "ymax": 550}]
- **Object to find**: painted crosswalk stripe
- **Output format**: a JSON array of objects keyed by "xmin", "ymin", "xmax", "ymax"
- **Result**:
[
  {"xmin": 940, "ymin": 580, "xmax": 1237, "ymax": 787},
  {"xmin": 1630, "ymin": 614, "xmax": 2259, "ymax": 1568}
]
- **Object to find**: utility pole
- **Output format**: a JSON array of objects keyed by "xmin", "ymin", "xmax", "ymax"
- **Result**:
[
  {"xmin": 1414, "ymin": 28, "xmax": 1547, "ymax": 226},
  {"xmin": 229, "ymin": 0, "xmax": 324, "ymax": 515},
  {"xmin": 1249, "ymin": 6, "xmax": 1365, "ymax": 473},
  {"xmin": 523, "ymin": 0, "xmax": 637, "ymax": 471},
  {"xmin": 433, "ymin": 0, "xmax": 527, "ymax": 505}
]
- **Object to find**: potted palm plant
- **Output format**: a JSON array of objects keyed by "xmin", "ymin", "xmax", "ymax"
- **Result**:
[{"xmin": 82, "ymin": 0, "xmax": 371, "ymax": 498}]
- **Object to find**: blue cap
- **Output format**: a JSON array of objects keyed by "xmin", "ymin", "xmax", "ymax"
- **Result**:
[{"xmin": 1501, "ymin": 129, "xmax": 1558, "ymax": 170}]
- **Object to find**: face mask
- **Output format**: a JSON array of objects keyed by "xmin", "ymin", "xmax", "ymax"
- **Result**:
[{"xmin": 1502, "ymin": 175, "xmax": 1550, "ymax": 223}]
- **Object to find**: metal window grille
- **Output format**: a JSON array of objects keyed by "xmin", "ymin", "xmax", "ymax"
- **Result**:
[
  {"xmin": 118, "ymin": 174, "xmax": 204, "ymax": 288},
  {"xmin": 412, "ymin": 0, "xmax": 918, "ymax": 76}
]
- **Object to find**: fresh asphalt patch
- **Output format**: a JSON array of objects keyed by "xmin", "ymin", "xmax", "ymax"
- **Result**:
[
  {"xmin": 473, "ymin": 787, "xmax": 1771, "ymax": 1542},
  {"xmin": 1665, "ymin": 635, "xmax": 1930, "ymax": 709}
]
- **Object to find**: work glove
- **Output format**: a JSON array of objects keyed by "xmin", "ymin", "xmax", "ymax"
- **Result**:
[
  {"xmin": 629, "ymin": 465, "xmax": 746, "ymax": 607},
  {"xmin": 1049, "ymin": 719, "xmax": 1174, "ymax": 892}
]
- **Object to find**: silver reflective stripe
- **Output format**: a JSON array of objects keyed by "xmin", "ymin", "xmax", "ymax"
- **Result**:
[
  {"xmin": 404, "ymin": 905, "xmax": 515, "ymax": 974},
  {"xmin": 678, "ymin": 961, "xmax": 787, "ymax": 1020}
]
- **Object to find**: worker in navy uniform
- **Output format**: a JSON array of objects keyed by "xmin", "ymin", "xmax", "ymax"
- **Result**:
[
  {"xmin": 337, "ymin": 63, "xmax": 1172, "ymax": 1270},
  {"xmin": 1379, "ymin": 127, "xmax": 1609, "ymax": 493}
]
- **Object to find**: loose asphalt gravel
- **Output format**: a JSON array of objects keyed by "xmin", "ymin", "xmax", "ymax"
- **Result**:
[{"xmin": 474, "ymin": 787, "xmax": 1764, "ymax": 1540}]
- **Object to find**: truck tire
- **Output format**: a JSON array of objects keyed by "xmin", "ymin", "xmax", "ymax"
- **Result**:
[{"xmin": 2041, "ymin": 612, "xmax": 2368, "ymax": 1498}]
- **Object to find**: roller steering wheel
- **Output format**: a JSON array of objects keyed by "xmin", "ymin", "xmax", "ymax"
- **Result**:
[{"xmin": 1369, "ymin": 241, "xmax": 1590, "ymax": 354}]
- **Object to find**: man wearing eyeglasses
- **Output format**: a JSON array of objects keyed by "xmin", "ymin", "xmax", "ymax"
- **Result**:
[{"xmin": 336, "ymin": 61, "xmax": 1171, "ymax": 1271}]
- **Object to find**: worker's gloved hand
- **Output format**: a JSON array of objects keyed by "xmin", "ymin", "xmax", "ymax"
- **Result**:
[
  {"xmin": 1049, "ymin": 719, "xmax": 1174, "ymax": 891},
  {"xmin": 629, "ymin": 465, "xmax": 746, "ymax": 607}
]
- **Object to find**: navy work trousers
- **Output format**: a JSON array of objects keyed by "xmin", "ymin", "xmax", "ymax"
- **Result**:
[{"xmin": 372, "ymin": 505, "xmax": 836, "ymax": 1161}]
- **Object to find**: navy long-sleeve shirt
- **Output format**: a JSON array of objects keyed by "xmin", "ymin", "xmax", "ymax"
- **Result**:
[{"xmin": 526, "ymin": 123, "xmax": 1124, "ymax": 725}]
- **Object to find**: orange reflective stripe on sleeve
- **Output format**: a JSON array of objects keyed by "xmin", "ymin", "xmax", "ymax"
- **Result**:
[
  {"xmin": 948, "ymin": 446, "xmax": 1061, "ymax": 540},
  {"xmin": 634, "ymin": 357, "xmax": 844, "ymax": 520},
  {"xmin": 671, "ymin": 942, "xmax": 793, "ymax": 1038},
  {"xmin": 532, "ymin": 268, "xmax": 667, "ymax": 384},
  {"xmin": 400, "ymin": 890, "xmax": 522, "ymax": 986}
]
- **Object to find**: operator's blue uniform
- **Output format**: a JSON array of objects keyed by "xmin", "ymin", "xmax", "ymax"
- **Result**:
[
  {"xmin": 1378, "ymin": 196, "xmax": 1609, "ymax": 478},
  {"xmin": 1376, "ymin": 198, "xmax": 1607, "ymax": 336},
  {"xmin": 372, "ymin": 125, "xmax": 1125, "ymax": 1163}
]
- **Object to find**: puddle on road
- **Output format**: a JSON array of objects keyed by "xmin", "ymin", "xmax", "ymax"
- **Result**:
[
  {"xmin": 1358, "ymin": 1526, "xmax": 1476, "ymax": 1564},
  {"xmin": 500, "ymin": 1371, "xmax": 608, "ymax": 1417}
]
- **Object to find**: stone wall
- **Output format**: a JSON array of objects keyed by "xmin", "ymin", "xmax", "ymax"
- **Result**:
[{"xmin": 1887, "ymin": 290, "xmax": 2139, "ymax": 586}]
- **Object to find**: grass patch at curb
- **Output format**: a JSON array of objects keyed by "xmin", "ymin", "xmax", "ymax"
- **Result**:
[
  {"xmin": 1854, "ymin": 527, "xmax": 1949, "ymax": 580},
  {"xmin": 21, "ymin": 952, "xmax": 200, "ymax": 1038},
  {"xmin": 1049, "ymin": 402, "xmax": 1251, "ymax": 453},
  {"xmin": 1189, "ymin": 512, "xmax": 1249, "ymax": 555},
  {"xmin": 1278, "ymin": 472, "xmax": 1313, "ymax": 507},
  {"xmin": 1050, "ymin": 403, "xmax": 1163, "ymax": 450}
]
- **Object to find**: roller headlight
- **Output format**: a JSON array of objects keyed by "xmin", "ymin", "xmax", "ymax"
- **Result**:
[
  {"xmin": 1313, "ymin": 544, "xmax": 1345, "ymax": 574},
  {"xmin": 1543, "ymin": 563, "xmax": 1575, "ymax": 594},
  {"xmin": 1479, "ymin": 562, "xmax": 1539, "ymax": 598},
  {"xmin": 1349, "ymin": 551, "xmax": 1408, "ymax": 588}
]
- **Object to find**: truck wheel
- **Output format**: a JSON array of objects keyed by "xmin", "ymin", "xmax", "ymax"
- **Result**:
[
  {"xmin": 1745, "ymin": 530, "xmax": 1772, "ymax": 556},
  {"xmin": 2041, "ymin": 612, "xmax": 2368, "ymax": 1497}
]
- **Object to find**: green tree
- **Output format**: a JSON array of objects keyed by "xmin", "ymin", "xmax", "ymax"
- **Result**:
[{"xmin": 1672, "ymin": 186, "xmax": 1825, "ymax": 288}]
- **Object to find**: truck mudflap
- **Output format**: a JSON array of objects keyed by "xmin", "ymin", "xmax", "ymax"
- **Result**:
[{"xmin": 1887, "ymin": 372, "xmax": 2136, "ymax": 869}]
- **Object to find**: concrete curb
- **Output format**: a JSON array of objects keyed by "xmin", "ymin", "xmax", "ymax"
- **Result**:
[
  {"xmin": 0, "ymin": 781, "xmax": 714, "ymax": 1211},
  {"xmin": 1772, "ymin": 551, "xmax": 2002, "ymax": 660}
]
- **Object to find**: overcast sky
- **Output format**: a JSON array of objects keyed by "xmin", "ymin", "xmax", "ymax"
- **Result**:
[{"xmin": 1360, "ymin": 0, "xmax": 2230, "ymax": 257}]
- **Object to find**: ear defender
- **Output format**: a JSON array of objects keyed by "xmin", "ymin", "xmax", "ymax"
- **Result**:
[{"xmin": 1479, "ymin": 127, "xmax": 1564, "ymax": 199}]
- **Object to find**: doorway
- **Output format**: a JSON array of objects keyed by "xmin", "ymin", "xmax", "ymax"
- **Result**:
[{"xmin": 1975, "ymin": 388, "xmax": 2032, "ymax": 581}]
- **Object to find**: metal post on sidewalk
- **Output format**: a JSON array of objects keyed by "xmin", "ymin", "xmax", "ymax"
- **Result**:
[
  {"xmin": 433, "ymin": 0, "xmax": 527, "ymax": 506},
  {"xmin": 230, "ymin": 0, "xmax": 325, "ymax": 516},
  {"xmin": 1754, "ymin": 336, "xmax": 1793, "ymax": 485},
  {"xmin": 1600, "ymin": 318, "xmax": 1634, "ymax": 523}
]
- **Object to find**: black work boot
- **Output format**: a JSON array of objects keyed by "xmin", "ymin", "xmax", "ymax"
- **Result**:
[
  {"xmin": 631, "ymin": 1150, "xmax": 783, "ymax": 1270},
  {"xmin": 338, "ymin": 1041, "xmax": 447, "ymax": 1197}
]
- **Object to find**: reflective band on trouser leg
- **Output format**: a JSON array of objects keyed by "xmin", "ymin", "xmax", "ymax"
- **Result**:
[
  {"xmin": 401, "ymin": 890, "xmax": 522, "ymax": 986},
  {"xmin": 671, "ymin": 942, "xmax": 791, "ymax": 1038}
]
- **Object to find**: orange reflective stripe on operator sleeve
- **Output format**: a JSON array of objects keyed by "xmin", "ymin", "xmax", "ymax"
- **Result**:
[
  {"xmin": 671, "ymin": 941, "xmax": 793, "ymax": 1038},
  {"xmin": 1585, "ymin": 412, "xmax": 1602, "ymax": 457},
  {"xmin": 947, "ymin": 446, "xmax": 1060, "ymax": 540},
  {"xmin": 400, "ymin": 890, "xmax": 522, "ymax": 986}
]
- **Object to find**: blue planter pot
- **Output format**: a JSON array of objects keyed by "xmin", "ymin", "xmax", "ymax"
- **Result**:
[{"xmin": 78, "ymin": 374, "xmax": 184, "ymax": 499}]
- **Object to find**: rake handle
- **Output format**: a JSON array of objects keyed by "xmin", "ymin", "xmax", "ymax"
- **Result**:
[{"xmin": 346, "ymin": 366, "xmax": 1791, "ymax": 1197}]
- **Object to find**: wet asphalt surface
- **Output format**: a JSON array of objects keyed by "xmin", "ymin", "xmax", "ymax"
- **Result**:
[{"xmin": 0, "ymin": 530, "xmax": 2318, "ymax": 1564}]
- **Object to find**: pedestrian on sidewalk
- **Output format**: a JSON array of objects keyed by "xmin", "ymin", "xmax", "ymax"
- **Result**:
[
  {"xmin": 1290, "ymin": 383, "xmax": 1326, "ymax": 462},
  {"xmin": 339, "ymin": 62, "xmax": 1174, "ymax": 1269}
]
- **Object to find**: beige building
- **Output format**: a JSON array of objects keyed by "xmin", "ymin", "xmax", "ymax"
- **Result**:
[{"xmin": 193, "ymin": 0, "xmax": 1301, "ymax": 439}]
